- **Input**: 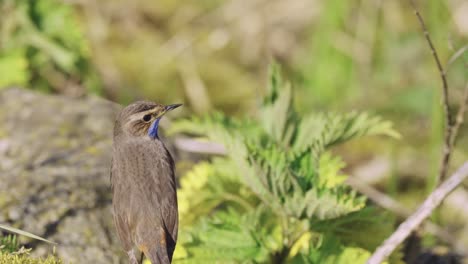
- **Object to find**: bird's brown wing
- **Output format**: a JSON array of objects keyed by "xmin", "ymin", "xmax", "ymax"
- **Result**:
[
  {"xmin": 143, "ymin": 143, "xmax": 178, "ymax": 257},
  {"xmin": 141, "ymin": 141, "xmax": 179, "ymax": 258},
  {"xmin": 110, "ymin": 154, "xmax": 135, "ymax": 251},
  {"xmin": 160, "ymin": 146, "xmax": 178, "ymax": 249},
  {"xmin": 113, "ymin": 139, "xmax": 178, "ymax": 258}
]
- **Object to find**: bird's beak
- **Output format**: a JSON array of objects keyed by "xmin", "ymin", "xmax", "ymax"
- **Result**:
[
  {"xmin": 164, "ymin": 104, "xmax": 182, "ymax": 112},
  {"xmin": 154, "ymin": 104, "xmax": 182, "ymax": 119}
]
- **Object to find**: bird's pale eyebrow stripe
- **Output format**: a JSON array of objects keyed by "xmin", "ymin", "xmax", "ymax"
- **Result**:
[
  {"xmin": 139, "ymin": 109, "xmax": 158, "ymax": 115},
  {"xmin": 135, "ymin": 105, "xmax": 157, "ymax": 113}
]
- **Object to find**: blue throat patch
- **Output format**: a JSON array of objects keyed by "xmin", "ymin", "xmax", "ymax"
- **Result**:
[{"xmin": 148, "ymin": 118, "xmax": 161, "ymax": 139}]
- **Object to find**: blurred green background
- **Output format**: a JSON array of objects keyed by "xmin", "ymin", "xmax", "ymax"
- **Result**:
[{"xmin": 1, "ymin": 0, "xmax": 468, "ymax": 257}]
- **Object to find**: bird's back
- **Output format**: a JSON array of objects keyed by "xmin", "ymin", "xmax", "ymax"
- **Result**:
[{"xmin": 111, "ymin": 136, "xmax": 178, "ymax": 262}]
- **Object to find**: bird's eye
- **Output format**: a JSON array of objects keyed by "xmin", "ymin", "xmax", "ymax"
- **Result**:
[{"xmin": 142, "ymin": 114, "xmax": 152, "ymax": 122}]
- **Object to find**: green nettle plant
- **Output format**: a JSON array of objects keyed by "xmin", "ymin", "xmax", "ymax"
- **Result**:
[{"xmin": 169, "ymin": 66, "xmax": 402, "ymax": 264}]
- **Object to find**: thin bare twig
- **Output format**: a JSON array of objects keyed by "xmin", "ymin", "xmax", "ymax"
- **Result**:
[
  {"xmin": 408, "ymin": 0, "xmax": 453, "ymax": 184},
  {"xmin": 366, "ymin": 162, "xmax": 468, "ymax": 264}
]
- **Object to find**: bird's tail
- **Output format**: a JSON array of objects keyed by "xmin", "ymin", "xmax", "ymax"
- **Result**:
[{"xmin": 145, "ymin": 246, "xmax": 171, "ymax": 264}]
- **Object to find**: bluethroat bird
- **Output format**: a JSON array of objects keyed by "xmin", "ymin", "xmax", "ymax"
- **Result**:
[{"xmin": 111, "ymin": 101, "xmax": 181, "ymax": 264}]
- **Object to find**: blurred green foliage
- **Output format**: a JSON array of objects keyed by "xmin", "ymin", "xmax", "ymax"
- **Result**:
[
  {"xmin": 295, "ymin": 1, "xmax": 464, "ymax": 111},
  {"xmin": 0, "ymin": 0, "xmax": 101, "ymax": 94},
  {"xmin": 1, "ymin": 0, "xmax": 466, "ymax": 152},
  {"xmin": 169, "ymin": 67, "xmax": 401, "ymax": 263},
  {"xmin": 1, "ymin": 0, "xmax": 466, "ymax": 122}
]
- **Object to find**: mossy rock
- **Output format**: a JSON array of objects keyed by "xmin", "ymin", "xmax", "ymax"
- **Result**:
[{"xmin": 0, "ymin": 88, "xmax": 124, "ymax": 263}]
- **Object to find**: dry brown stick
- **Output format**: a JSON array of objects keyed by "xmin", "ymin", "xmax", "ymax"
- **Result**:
[
  {"xmin": 366, "ymin": 162, "xmax": 468, "ymax": 264},
  {"xmin": 346, "ymin": 177, "xmax": 410, "ymax": 217},
  {"xmin": 174, "ymin": 137, "xmax": 226, "ymax": 155},
  {"xmin": 408, "ymin": 0, "xmax": 453, "ymax": 184}
]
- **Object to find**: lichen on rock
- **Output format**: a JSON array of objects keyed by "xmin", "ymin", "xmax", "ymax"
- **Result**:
[{"xmin": 0, "ymin": 88, "xmax": 125, "ymax": 263}]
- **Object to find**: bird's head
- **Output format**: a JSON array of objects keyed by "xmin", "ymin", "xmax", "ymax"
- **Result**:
[{"xmin": 115, "ymin": 101, "xmax": 182, "ymax": 139}]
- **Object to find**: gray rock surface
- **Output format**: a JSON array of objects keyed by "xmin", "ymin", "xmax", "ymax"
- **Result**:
[{"xmin": 0, "ymin": 88, "xmax": 125, "ymax": 263}]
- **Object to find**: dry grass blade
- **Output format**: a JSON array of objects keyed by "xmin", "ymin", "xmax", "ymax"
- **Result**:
[
  {"xmin": 0, "ymin": 224, "xmax": 56, "ymax": 245},
  {"xmin": 446, "ymin": 45, "xmax": 468, "ymax": 71}
]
